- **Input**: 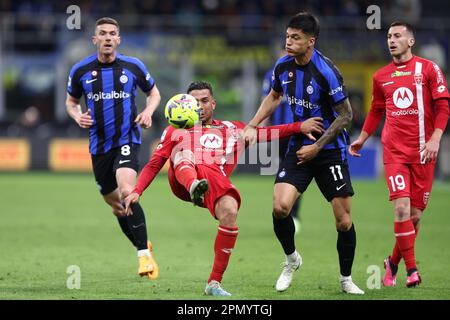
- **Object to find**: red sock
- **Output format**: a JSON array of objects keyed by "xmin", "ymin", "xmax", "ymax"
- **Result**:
[
  {"xmin": 394, "ymin": 219, "xmax": 417, "ymax": 271},
  {"xmin": 174, "ymin": 161, "xmax": 197, "ymax": 192},
  {"xmin": 208, "ymin": 226, "xmax": 239, "ymax": 284},
  {"xmin": 390, "ymin": 223, "xmax": 420, "ymax": 266}
]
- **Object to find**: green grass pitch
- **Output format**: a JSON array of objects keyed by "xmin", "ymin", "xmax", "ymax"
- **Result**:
[{"xmin": 0, "ymin": 172, "xmax": 449, "ymax": 300}]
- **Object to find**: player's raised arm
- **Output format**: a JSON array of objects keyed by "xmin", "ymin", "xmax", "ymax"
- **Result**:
[
  {"xmin": 244, "ymin": 89, "xmax": 283, "ymax": 145},
  {"xmin": 66, "ymin": 94, "xmax": 93, "ymax": 129},
  {"xmin": 255, "ymin": 117, "xmax": 324, "ymax": 142},
  {"xmin": 135, "ymin": 85, "xmax": 161, "ymax": 129}
]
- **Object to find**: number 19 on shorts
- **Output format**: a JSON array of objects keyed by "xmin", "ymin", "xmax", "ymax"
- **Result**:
[{"xmin": 388, "ymin": 174, "xmax": 406, "ymax": 192}]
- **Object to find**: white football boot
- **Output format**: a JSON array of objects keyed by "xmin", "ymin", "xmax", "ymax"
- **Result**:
[
  {"xmin": 275, "ymin": 251, "xmax": 302, "ymax": 292},
  {"xmin": 340, "ymin": 275, "xmax": 365, "ymax": 295}
]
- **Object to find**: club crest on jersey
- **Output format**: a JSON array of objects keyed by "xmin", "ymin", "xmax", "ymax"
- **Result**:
[
  {"xmin": 91, "ymin": 70, "xmax": 98, "ymax": 77},
  {"xmin": 393, "ymin": 87, "xmax": 414, "ymax": 109},
  {"xmin": 288, "ymin": 71, "xmax": 294, "ymax": 78},
  {"xmin": 120, "ymin": 75, "xmax": 128, "ymax": 84},
  {"xmin": 200, "ymin": 133, "xmax": 223, "ymax": 149},
  {"xmin": 307, "ymin": 85, "xmax": 314, "ymax": 94},
  {"xmin": 414, "ymin": 73, "xmax": 423, "ymax": 85}
]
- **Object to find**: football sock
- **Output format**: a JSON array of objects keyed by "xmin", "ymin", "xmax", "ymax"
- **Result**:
[
  {"xmin": 174, "ymin": 161, "xmax": 197, "ymax": 192},
  {"xmin": 117, "ymin": 216, "xmax": 136, "ymax": 246},
  {"xmin": 390, "ymin": 223, "xmax": 420, "ymax": 266},
  {"xmin": 127, "ymin": 202, "xmax": 148, "ymax": 251},
  {"xmin": 208, "ymin": 225, "xmax": 238, "ymax": 283},
  {"xmin": 273, "ymin": 214, "xmax": 296, "ymax": 255},
  {"xmin": 394, "ymin": 219, "xmax": 417, "ymax": 271},
  {"xmin": 336, "ymin": 223, "xmax": 356, "ymax": 277},
  {"xmin": 286, "ymin": 251, "xmax": 299, "ymax": 263}
]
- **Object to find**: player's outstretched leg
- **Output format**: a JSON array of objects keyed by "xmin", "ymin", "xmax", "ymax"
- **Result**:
[
  {"xmin": 190, "ymin": 179, "xmax": 209, "ymax": 206},
  {"xmin": 173, "ymin": 150, "xmax": 208, "ymax": 206}
]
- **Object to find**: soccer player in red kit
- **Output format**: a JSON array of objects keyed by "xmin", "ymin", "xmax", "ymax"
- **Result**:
[
  {"xmin": 124, "ymin": 81, "xmax": 323, "ymax": 296},
  {"xmin": 349, "ymin": 22, "xmax": 450, "ymax": 287}
]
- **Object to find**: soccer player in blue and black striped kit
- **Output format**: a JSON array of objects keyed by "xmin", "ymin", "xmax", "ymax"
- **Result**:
[
  {"xmin": 245, "ymin": 12, "xmax": 364, "ymax": 294},
  {"xmin": 66, "ymin": 17, "xmax": 161, "ymax": 279}
]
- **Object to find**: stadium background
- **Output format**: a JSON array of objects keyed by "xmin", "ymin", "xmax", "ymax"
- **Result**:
[{"xmin": 0, "ymin": 0, "xmax": 450, "ymax": 301}]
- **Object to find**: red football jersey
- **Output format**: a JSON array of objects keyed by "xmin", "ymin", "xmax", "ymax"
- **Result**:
[
  {"xmin": 154, "ymin": 120, "xmax": 247, "ymax": 176},
  {"xmin": 133, "ymin": 119, "xmax": 301, "ymax": 195},
  {"xmin": 367, "ymin": 55, "xmax": 450, "ymax": 164}
]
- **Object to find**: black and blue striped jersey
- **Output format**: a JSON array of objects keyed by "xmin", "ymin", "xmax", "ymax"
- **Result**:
[
  {"xmin": 67, "ymin": 53, "xmax": 155, "ymax": 155},
  {"xmin": 263, "ymin": 69, "xmax": 293, "ymax": 125},
  {"xmin": 271, "ymin": 48, "xmax": 350, "ymax": 155}
]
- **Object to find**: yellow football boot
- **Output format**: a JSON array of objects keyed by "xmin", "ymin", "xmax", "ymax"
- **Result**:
[{"xmin": 138, "ymin": 241, "xmax": 159, "ymax": 279}]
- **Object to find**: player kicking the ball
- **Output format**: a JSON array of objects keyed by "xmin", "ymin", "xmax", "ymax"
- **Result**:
[{"xmin": 124, "ymin": 81, "xmax": 323, "ymax": 296}]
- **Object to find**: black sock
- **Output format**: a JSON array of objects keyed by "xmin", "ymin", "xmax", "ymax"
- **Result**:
[
  {"xmin": 273, "ymin": 213, "xmax": 296, "ymax": 255},
  {"xmin": 337, "ymin": 224, "xmax": 356, "ymax": 277},
  {"xmin": 117, "ymin": 216, "xmax": 136, "ymax": 246},
  {"xmin": 127, "ymin": 202, "xmax": 148, "ymax": 251}
]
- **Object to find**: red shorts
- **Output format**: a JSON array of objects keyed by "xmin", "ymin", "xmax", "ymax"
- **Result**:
[
  {"xmin": 168, "ymin": 165, "xmax": 241, "ymax": 218},
  {"xmin": 383, "ymin": 163, "xmax": 436, "ymax": 210}
]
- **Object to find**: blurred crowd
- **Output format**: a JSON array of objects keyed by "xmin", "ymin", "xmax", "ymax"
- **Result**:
[{"xmin": 0, "ymin": 0, "xmax": 433, "ymax": 22}]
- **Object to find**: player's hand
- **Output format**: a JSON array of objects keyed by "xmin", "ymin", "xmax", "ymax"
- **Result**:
[
  {"xmin": 420, "ymin": 139, "xmax": 440, "ymax": 164},
  {"xmin": 296, "ymin": 144, "xmax": 319, "ymax": 164},
  {"xmin": 124, "ymin": 192, "xmax": 140, "ymax": 216},
  {"xmin": 135, "ymin": 110, "xmax": 153, "ymax": 129},
  {"xmin": 243, "ymin": 125, "xmax": 258, "ymax": 145},
  {"xmin": 77, "ymin": 110, "xmax": 93, "ymax": 128},
  {"xmin": 300, "ymin": 117, "xmax": 324, "ymax": 141},
  {"xmin": 349, "ymin": 138, "xmax": 365, "ymax": 157}
]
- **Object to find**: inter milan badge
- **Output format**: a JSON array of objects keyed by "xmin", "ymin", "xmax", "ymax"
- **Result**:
[
  {"xmin": 91, "ymin": 70, "xmax": 97, "ymax": 77},
  {"xmin": 307, "ymin": 85, "xmax": 314, "ymax": 94},
  {"xmin": 278, "ymin": 169, "xmax": 286, "ymax": 178},
  {"xmin": 120, "ymin": 75, "xmax": 128, "ymax": 84},
  {"xmin": 288, "ymin": 71, "xmax": 294, "ymax": 78}
]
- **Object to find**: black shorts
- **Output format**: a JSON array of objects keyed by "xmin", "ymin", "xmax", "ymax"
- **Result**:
[
  {"xmin": 275, "ymin": 148, "xmax": 354, "ymax": 202},
  {"xmin": 91, "ymin": 144, "xmax": 140, "ymax": 195}
]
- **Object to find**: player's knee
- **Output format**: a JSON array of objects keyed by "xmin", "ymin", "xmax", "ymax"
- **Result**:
[
  {"xmin": 335, "ymin": 218, "xmax": 352, "ymax": 231},
  {"xmin": 217, "ymin": 201, "xmax": 238, "ymax": 226},
  {"xmin": 394, "ymin": 202, "xmax": 410, "ymax": 220},
  {"xmin": 173, "ymin": 150, "xmax": 195, "ymax": 169},
  {"xmin": 111, "ymin": 204, "xmax": 125, "ymax": 217},
  {"xmin": 273, "ymin": 201, "xmax": 291, "ymax": 219}
]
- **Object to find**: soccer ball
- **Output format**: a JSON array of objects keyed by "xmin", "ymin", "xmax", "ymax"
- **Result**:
[{"xmin": 164, "ymin": 93, "xmax": 200, "ymax": 129}]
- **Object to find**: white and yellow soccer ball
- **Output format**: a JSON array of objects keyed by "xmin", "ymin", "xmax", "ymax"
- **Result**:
[{"xmin": 164, "ymin": 93, "xmax": 201, "ymax": 129}]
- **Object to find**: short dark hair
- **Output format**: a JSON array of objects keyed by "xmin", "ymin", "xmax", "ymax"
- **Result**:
[
  {"xmin": 390, "ymin": 21, "xmax": 415, "ymax": 38},
  {"xmin": 187, "ymin": 81, "xmax": 214, "ymax": 96},
  {"xmin": 95, "ymin": 17, "xmax": 120, "ymax": 32},
  {"xmin": 287, "ymin": 12, "xmax": 320, "ymax": 38}
]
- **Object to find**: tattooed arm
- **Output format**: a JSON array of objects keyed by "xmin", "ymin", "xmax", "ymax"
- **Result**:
[{"xmin": 296, "ymin": 98, "xmax": 352, "ymax": 164}]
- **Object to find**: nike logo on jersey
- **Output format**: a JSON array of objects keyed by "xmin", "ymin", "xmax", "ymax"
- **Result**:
[
  {"xmin": 282, "ymin": 80, "xmax": 293, "ymax": 85},
  {"xmin": 119, "ymin": 160, "xmax": 131, "ymax": 165},
  {"xmin": 131, "ymin": 223, "xmax": 145, "ymax": 229},
  {"xmin": 336, "ymin": 183, "xmax": 346, "ymax": 191},
  {"xmin": 86, "ymin": 78, "xmax": 98, "ymax": 84}
]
